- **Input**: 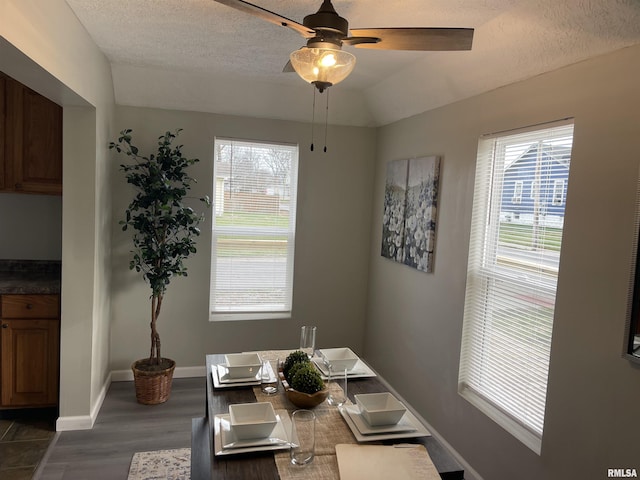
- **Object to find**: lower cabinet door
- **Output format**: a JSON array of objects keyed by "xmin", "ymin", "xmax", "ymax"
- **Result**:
[{"xmin": 1, "ymin": 319, "xmax": 59, "ymax": 406}]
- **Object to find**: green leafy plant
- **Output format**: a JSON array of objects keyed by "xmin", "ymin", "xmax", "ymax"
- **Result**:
[
  {"xmin": 109, "ymin": 129, "xmax": 209, "ymax": 368},
  {"xmin": 291, "ymin": 363, "xmax": 325, "ymax": 394},
  {"xmin": 286, "ymin": 361, "xmax": 307, "ymax": 384},
  {"xmin": 283, "ymin": 350, "xmax": 311, "ymax": 382}
]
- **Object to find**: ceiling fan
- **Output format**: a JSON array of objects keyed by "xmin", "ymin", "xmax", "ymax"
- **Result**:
[{"xmin": 214, "ymin": 0, "xmax": 474, "ymax": 92}]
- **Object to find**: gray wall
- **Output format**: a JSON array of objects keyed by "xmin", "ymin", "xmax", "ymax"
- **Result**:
[
  {"xmin": 0, "ymin": 193, "xmax": 62, "ymax": 260},
  {"xmin": 364, "ymin": 45, "xmax": 640, "ymax": 479},
  {"xmin": 109, "ymin": 106, "xmax": 376, "ymax": 370}
]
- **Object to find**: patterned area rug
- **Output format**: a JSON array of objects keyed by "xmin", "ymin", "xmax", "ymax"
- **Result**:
[{"xmin": 128, "ymin": 448, "xmax": 191, "ymax": 480}]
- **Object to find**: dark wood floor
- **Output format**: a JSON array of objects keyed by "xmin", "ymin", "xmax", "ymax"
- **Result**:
[{"xmin": 36, "ymin": 377, "xmax": 206, "ymax": 480}]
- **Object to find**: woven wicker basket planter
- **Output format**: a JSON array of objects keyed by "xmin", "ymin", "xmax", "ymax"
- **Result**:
[{"xmin": 131, "ymin": 358, "xmax": 176, "ymax": 405}]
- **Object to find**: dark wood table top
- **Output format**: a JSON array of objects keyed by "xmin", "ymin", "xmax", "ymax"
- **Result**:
[{"xmin": 191, "ymin": 352, "xmax": 463, "ymax": 480}]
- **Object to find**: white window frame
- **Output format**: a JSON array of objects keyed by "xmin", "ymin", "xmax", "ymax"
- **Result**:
[
  {"xmin": 530, "ymin": 180, "xmax": 538, "ymax": 200},
  {"xmin": 552, "ymin": 179, "xmax": 565, "ymax": 206},
  {"xmin": 512, "ymin": 180, "xmax": 523, "ymax": 204},
  {"xmin": 209, "ymin": 138, "xmax": 298, "ymax": 321},
  {"xmin": 458, "ymin": 120, "xmax": 574, "ymax": 454}
]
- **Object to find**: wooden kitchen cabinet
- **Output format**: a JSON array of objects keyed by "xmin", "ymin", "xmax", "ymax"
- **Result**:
[
  {"xmin": 0, "ymin": 71, "xmax": 62, "ymax": 195},
  {"xmin": 0, "ymin": 294, "xmax": 60, "ymax": 407}
]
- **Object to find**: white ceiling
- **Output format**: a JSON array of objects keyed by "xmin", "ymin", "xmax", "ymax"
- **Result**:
[{"xmin": 65, "ymin": 0, "xmax": 640, "ymax": 126}]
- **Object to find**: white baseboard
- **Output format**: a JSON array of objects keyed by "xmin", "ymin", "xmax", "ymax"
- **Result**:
[
  {"xmin": 56, "ymin": 371, "xmax": 112, "ymax": 431},
  {"xmin": 56, "ymin": 415, "xmax": 93, "ymax": 431},
  {"xmin": 110, "ymin": 365, "xmax": 206, "ymax": 382}
]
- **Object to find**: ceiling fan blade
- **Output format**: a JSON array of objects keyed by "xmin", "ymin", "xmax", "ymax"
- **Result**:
[
  {"xmin": 282, "ymin": 60, "xmax": 295, "ymax": 73},
  {"xmin": 342, "ymin": 36, "xmax": 381, "ymax": 47},
  {"xmin": 349, "ymin": 28, "xmax": 474, "ymax": 51},
  {"xmin": 214, "ymin": 0, "xmax": 315, "ymax": 38}
]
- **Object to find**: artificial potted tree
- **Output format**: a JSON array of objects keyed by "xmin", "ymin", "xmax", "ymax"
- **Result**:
[{"xmin": 110, "ymin": 129, "xmax": 209, "ymax": 405}]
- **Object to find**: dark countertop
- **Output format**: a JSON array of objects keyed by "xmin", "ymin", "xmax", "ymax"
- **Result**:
[{"xmin": 0, "ymin": 260, "xmax": 61, "ymax": 295}]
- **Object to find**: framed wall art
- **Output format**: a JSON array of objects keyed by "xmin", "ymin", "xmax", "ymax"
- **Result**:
[{"xmin": 380, "ymin": 156, "xmax": 441, "ymax": 273}]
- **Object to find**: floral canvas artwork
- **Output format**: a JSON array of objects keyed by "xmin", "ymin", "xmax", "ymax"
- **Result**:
[
  {"xmin": 381, "ymin": 159, "xmax": 409, "ymax": 263},
  {"xmin": 381, "ymin": 156, "xmax": 441, "ymax": 273},
  {"xmin": 403, "ymin": 156, "xmax": 441, "ymax": 272}
]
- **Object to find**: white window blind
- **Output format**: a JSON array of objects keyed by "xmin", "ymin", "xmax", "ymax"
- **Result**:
[
  {"xmin": 458, "ymin": 121, "xmax": 574, "ymax": 453},
  {"xmin": 210, "ymin": 138, "xmax": 298, "ymax": 320}
]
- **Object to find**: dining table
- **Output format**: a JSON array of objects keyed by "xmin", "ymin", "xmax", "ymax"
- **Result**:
[{"xmin": 190, "ymin": 350, "xmax": 464, "ymax": 480}]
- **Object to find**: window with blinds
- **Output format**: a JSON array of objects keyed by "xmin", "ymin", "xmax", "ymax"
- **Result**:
[
  {"xmin": 210, "ymin": 138, "xmax": 298, "ymax": 320},
  {"xmin": 458, "ymin": 121, "xmax": 574, "ymax": 454}
]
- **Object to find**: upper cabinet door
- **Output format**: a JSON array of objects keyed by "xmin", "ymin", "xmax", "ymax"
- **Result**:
[{"xmin": 4, "ymin": 74, "xmax": 62, "ymax": 195}]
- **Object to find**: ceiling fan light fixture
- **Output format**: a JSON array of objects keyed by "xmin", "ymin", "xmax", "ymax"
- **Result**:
[{"xmin": 289, "ymin": 47, "xmax": 356, "ymax": 92}]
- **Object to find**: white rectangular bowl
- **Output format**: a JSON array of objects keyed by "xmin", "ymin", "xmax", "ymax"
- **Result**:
[
  {"xmin": 319, "ymin": 347, "xmax": 359, "ymax": 372},
  {"xmin": 229, "ymin": 402, "xmax": 278, "ymax": 440},
  {"xmin": 225, "ymin": 353, "xmax": 262, "ymax": 379},
  {"xmin": 355, "ymin": 392, "xmax": 406, "ymax": 426}
]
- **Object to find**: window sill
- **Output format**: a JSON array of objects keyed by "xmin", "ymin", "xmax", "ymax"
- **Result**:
[
  {"xmin": 458, "ymin": 384, "xmax": 542, "ymax": 455},
  {"xmin": 210, "ymin": 311, "xmax": 292, "ymax": 322}
]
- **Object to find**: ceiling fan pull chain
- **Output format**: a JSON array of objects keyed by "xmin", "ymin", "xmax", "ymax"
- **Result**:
[
  {"xmin": 323, "ymin": 89, "xmax": 329, "ymax": 153},
  {"xmin": 310, "ymin": 87, "xmax": 317, "ymax": 151}
]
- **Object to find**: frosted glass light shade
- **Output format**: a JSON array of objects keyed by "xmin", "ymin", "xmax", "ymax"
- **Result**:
[{"xmin": 289, "ymin": 47, "xmax": 356, "ymax": 90}]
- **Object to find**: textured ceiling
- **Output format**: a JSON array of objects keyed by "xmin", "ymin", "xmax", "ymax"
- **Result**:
[{"xmin": 65, "ymin": 0, "xmax": 640, "ymax": 126}]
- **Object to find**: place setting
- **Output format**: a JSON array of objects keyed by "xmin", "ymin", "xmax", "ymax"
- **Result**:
[
  {"xmin": 339, "ymin": 392, "xmax": 431, "ymax": 442},
  {"xmin": 311, "ymin": 347, "xmax": 377, "ymax": 379},
  {"xmin": 213, "ymin": 402, "xmax": 293, "ymax": 456},
  {"xmin": 211, "ymin": 352, "xmax": 277, "ymax": 389}
]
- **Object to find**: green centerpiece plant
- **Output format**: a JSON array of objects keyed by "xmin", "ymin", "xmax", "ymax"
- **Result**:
[
  {"xmin": 281, "ymin": 350, "xmax": 327, "ymax": 408},
  {"xmin": 283, "ymin": 350, "xmax": 310, "ymax": 381},
  {"xmin": 109, "ymin": 129, "xmax": 209, "ymax": 404},
  {"xmin": 290, "ymin": 363, "xmax": 325, "ymax": 394}
]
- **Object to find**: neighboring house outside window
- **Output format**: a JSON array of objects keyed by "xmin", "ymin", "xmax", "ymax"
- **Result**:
[
  {"xmin": 552, "ymin": 178, "xmax": 566, "ymax": 206},
  {"xmin": 210, "ymin": 138, "xmax": 298, "ymax": 321},
  {"xmin": 511, "ymin": 180, "xmax": 523, "ymax": 204},
  {"xmin": 458, "ymin": 121, "xmax": 574, "ymax": 454}
]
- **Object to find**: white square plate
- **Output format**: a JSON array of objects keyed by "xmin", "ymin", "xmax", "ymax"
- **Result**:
[
  {"xmin": 339, "ymin": 405, "xmax": 431, "ymax": 442},
  {"xmin": 214, "ymin": 410, "xmax": 292, "ymax": 455},
  {"xmin": 212, "ymin": 364, "xmax": 263, "ymax": 388}
]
